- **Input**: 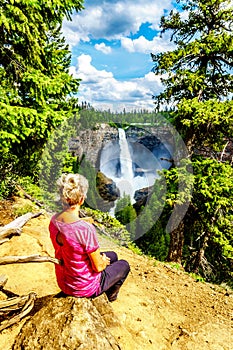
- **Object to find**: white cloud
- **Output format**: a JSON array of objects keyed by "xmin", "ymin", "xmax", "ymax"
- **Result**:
[
  {"xmin": 95, "ymin": 43, "xmax": 112, "ymax": 54},
  {"xmin": 64, "ymin": 1, "xmax": 176, "ymax": 110},
  {"xmin": 121, "ymin": 32, "xmax": 175, "ymax": 53},
  {"xmin": 70, "ymin": 54, "xmax": 163, "ymax": 111},
  {"xmin": 70, "ymin": 54, "xmax": 113, "ymax": 83},
  {"xmin": 62, "ymin": 0, "xmax": 173, "ymax": 46}
]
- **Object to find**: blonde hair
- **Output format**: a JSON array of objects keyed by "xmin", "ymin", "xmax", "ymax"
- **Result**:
[{"xmin": 57, "ymin": 173, "xmax": 89, "ymax": 206}]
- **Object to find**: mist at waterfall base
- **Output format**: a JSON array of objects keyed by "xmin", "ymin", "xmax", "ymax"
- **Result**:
[{"xmin": 100, "ymin": 129, "xmax": 172, "ymax": 213}]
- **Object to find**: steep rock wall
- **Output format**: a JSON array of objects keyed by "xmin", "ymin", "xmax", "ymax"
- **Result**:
[
  {"xmin": 69, "ymin": 124, "xmax": 118, "ymax": 168},
  {"xmin": 69, "ymin": 124, "xmax": 174, "ymax": 169}
]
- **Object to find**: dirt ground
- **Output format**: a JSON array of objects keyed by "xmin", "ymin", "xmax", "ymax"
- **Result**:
[{"xmin": 0, "ymin": 197, "xmax": 232, "ymax": 350}]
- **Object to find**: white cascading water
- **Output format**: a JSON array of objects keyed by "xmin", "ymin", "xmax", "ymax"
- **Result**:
[
  {"xmin": 117, "ymin": 128, "xmax": 135, "ymax": 202},
  {"xmin": 100, "ymin": 127, "xmax": 171, "ymax": 213},
  {"xmin": 100, "ymin": 128, "xmax": 156, "ymax": 204}
]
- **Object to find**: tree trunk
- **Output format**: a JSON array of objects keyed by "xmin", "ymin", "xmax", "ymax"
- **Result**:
[
  {"xmin": 192, "ymin": 233, "xmax": 210, "ymax": 274},
  {"xmin": 166, "ymin": 220, "xmax": 184, "ymax": 263}
]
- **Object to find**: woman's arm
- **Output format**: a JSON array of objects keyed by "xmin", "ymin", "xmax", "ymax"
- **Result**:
[{"xmin": 88, "ymin": 248, "xmax": 110, "ymax": 272}]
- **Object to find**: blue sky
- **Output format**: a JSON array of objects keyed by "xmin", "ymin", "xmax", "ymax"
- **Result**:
[{"xmin": 62, "ymin": 0, "xmax": 177, "ymax": 111}]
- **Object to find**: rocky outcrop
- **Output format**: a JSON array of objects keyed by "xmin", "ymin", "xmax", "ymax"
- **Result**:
[
  {"xmin": 96, "ymin": 171, "xmax": 119, "ymax": 202},
  {"xmin": 133, "ymin": 186, "xmax": 154, "ymax": 213},
  {"xmin": 94, "ymin": 171, "xmax": 120, "ymax": 212},
  {"xmin": 69, "ymin": 124, "xmax": 118, "ymax": 167},
  {"xmin": 125, "ymin": 125, "xmax": 174, "ymax": 150},
  {"xmin": 13, "ymin": 294, "xmax": 122, "ymax": 350}
]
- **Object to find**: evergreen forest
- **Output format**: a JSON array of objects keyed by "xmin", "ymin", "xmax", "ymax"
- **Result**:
[{"xmin": 0, "ymin": 0, "xmax": 233, "ymax": 288}]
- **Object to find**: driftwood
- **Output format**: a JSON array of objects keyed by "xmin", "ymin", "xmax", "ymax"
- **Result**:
[
  {"xmin": 0, "ymin": 292, "xmax": 36, "ymax": 332},
  {"xmin": 0, "ymin": 212, "xmax": 43, "ymax": 244},
  {"xmin": 0, "ymin": 254, "xmax": 61, "ymax": 332},
  {"xmin": 0, "ymin": 274, "xmax": 37, "ymax": 332},
  {"xmin": 0, "ymin": 293, "xmax": 35, "ymax": 314},
  {"xmin": 0, "ymin": 254, "xmax": 59, "ymax": 332},
  {"xmin": 0, "ymin": 210, "xmax": 63, "ymax": 331},
  {"xmin": 0, "ymin": 254, "xmax": 61, "ymax": 266},
  {"xmin": 0, "ymin": 275, "xmax": 8, "ymax": 289}
]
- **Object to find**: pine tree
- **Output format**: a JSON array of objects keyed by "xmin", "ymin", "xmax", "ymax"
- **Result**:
[
  {"xmin": 0, "ymin": 0, "xmax": 83, "ymax": 190},
  {"xmin": 151, "ymin": 0, "xmax": 233, "ymax": 283}
]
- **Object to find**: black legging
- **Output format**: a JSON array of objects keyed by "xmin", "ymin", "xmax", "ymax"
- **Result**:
[{"xmin": 97, "ymin": 251, "xmax": 130, "ymax": 301}]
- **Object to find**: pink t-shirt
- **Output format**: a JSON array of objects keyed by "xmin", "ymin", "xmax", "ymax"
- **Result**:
[{"xmin": 49, "ymin": 215, "xmax": 101, "ymax": 297}]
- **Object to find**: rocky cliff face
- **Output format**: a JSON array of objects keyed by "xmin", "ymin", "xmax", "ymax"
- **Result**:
[
  {"xmin": 133, "ymin": 185, "xmax": 154, "ymax": 213},
  {"xmin": 125, "ymin": 125, "xmax": 174, "ymax": 150},
  {"xmin": 95, "ymin": 171, "xmax": 120, "ymax": 212},
  {"xmin": 69, "ymin": 124, "xmax": 174, "ymax": 169},
  {"xmin": 69, "ymin": 123, "xmax": 118, "ymax": 168}
]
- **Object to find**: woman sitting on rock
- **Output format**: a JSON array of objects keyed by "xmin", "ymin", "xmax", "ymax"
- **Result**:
[{"xmin": 49, "ymin": 173, "xmax": 130, "ymax": 302}]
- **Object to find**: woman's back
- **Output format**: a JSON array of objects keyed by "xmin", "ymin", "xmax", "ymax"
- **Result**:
[{"xmin": 49, "ymin": 216, "xmax": 101, "ymax": 297}]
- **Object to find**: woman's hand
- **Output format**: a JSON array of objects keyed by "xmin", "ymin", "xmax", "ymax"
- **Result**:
[
  {"xmin": 101, "ymin": 253, "xmax": 110, "ymax": 266},
  {"xmin": 89, "ymin": 249, "xmax": 110, "ymax": 272}
]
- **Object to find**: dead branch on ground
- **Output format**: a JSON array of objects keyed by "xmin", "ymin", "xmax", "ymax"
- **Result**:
[
  {"xmin": 0, "ymin": 274, "xmax": 37, "ymax": 332},
  {"xmin": 0, "ymin": 254, "xmax": 61, "ymax": 266},
  {"xmin": 0, "ymin": 212, "xmax": 43, "ymax": 244},
  {"xmin": 0, "ymin": 292, "xmax": 36, "ymax": 332},
  {"xmin": 0, "ymin": 275, "xmax": 8, "ymax": 290},
  {"xmin": 0, "ymin": 211, "xmax": 61, "ymax": 331}
]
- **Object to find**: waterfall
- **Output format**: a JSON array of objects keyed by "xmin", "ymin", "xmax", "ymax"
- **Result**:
[
  {"xmin": 117, "ymin": 128, "xmax": 135, "ymax": 202},
  {"xmin": 99, "ymin": 127, "xmax": 169, "ymax": 211},
  {"xmin": 118, "ymin": 128, "xmax": 134, "ymax": 179}
]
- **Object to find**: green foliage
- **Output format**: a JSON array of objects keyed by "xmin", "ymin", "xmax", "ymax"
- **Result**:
[
  {"xmin": 0, "ymin": 153, "xmax": 19, "ymax": 199},
  {"xmin": 167, "ymin": 262, "xmax": 182, "ymax": 270},
  {"xmin": 188, "ymin": 272, "xmax": 205, "ymax": 283},
  {"xmin": 151, "ymin": 0, "xmax": 233, "ymax": 154},
  {"xmin": 136, "ymin": 218, "xmax": 170, "ymax": 261},
  {"xmin": 127, "ymin": 242, "xmax": 143, "ymax": 256},
  {"xmin": 152, "ymin": 0, "xmax": 233, "ymax": 107},
  {"xmin": 174, "ymin": 98, "xmax": 233, "ymax": 152},
  {"xmin": 83, "ymin": 207, "xmax": 131, "ymax": 244},
  {"xmin": 115, "ymin": 195, "xmax": 136, "ymax": 224},
  {"xmin": 13, "ymin": 203, "xmax": 36, "ymax": 217},
  {"xmin": 134, "ymin": 160, "xmax": 193, "ymax": 260},
  {"xmin": 131, "ymin": 176, "xmax": 168, "ymax": 258},
  {"xmin": 183, "ymin": 158, "xmax": 233, "ymax": 282},
  {"xmin": 115, "ymin": 195, "xmax": 137, "ymax": 239},
  {"xmin": 62, "ymin": 153, "xmax": 79, "ymax": 174},
  {"xmin": 78, "ymin": 108, "xmax": 165, "ymax": 126},
  {"xmin": 0, "ymin": 0, "xmax": 83, "ymax": 194},
  {"xmin": 162, "ymin": 159, "xmax": 195, "ymax": 207},
  {"xmin": 150, "ymin": 0, "xmax": 233, "ymax": 286},
  {"xmin": 193, "ymin": 158, "xmax": 233, "ymax": 255},
  {"xmin": 17, "ymin": 176, "xmax": 43, "ymax": 201},
  {"xmin": 79, "ymin": 158, "xmax": 102, "ymax": 210},
  {"xmin": 39, "ymin": 114, "xmax": 81, "ymax": 210}
]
